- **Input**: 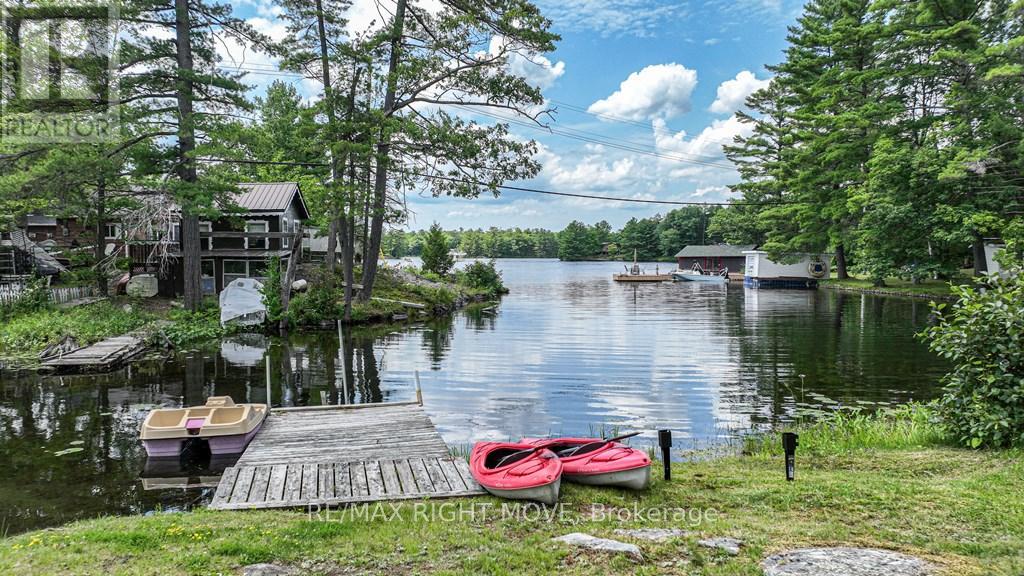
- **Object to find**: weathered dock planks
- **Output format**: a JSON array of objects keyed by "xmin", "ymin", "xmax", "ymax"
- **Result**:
[
  {"xmin": 209, "ymin": 402, "xmax": 485, "ymax": 510},
  {"xmin": 40, "ymin": 334, "xmax": 147, "ymax": 371}
]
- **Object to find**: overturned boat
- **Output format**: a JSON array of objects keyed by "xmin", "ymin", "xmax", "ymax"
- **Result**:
[
  {"xmin": 521, "ymin": 434, "xmax": 652, "ymax": 490},
  {"xmin": 140, "ymin": 396, "xmax": 267, "ymax": 458},
  {"xmin": 470, "ymin": 442, "xmax": 562, "ymax": 505}
]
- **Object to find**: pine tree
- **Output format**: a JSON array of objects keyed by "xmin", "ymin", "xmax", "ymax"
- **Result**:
[{"xmin": 421, "ymin": 223, "xmax": 454, "ymax": 276}]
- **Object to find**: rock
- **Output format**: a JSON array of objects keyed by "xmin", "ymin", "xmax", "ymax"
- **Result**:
[
  {"xmin": 613, "ymin": 528, "xmax": 690, "ymax": 542},
  {"xmin": 553, "ymin": 533, "xmax": 643, "ymax": 559},
  {"xmin": 698, "ymin": 537, "xmax": 743, "ymax": 555},
  {"xmin": 761, "ymin": 547, "xmax": 933, "ymax": 576},
  {"xmin": 241, "ymin": 564, "xmax": 298, "ymax": 576}
]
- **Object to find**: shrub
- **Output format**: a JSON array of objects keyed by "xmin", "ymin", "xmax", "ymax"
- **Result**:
[
  {"xmin": 286, "ymin": 286, "xmax": 339, "ymax": 326},
  {"xmin": 420, "ymin": 223, "xmax": 454, "ymax": 277},
  {"xmin": 923, "ymin": 269, "xmax": 1024, "ymax": 448},
  {"xmin": 260, "ymin": 256, "xmax": 284, "ymax": 325},
  {"xmin": 0, "ymin": 277, "xmax": 51, "ymax": 320},
  {"xmin": 164, "ymin": 304, "xmax": 232, "ymax": 346},
  {"xmin": 456, "ymin": 260, "xmax": 507, "ymax": 296}
]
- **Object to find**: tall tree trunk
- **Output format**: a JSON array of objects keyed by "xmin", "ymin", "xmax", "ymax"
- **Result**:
[
  {"xmin": 94, "ymin": 178, "xmax": 108, "ymax": 296},
  {"xmin": 175, "ymin": 0, "xmax": 201, "ymax": 311},
  {"xmin": 359, "ymin": 0, "xmax": 408, "ymax": 301},
  {"xmin": 279, "ymin": 226, "xmax": 303, "ymax": 332},
  {"xmin": 972, "ymin": 234, "xmax": 987, "ymax": 276},
  {"xmin": 835, "ymin": 242, "xmax": 849, "ymax": 280},
  {"xmin": 325, "ymin": 218, "xmax": 338, "ymax": 276}
]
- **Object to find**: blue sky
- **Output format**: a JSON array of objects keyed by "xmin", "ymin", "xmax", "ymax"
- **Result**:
[{"xmin": 225, "ymin": 0, "xmax": 804, "ymax": 231}]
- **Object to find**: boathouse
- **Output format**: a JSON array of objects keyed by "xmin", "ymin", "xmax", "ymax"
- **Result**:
[
  {"xmin": 742, "ymin": 250, "xmax": 829, "ymax": 289},
  {"xmin": 675, "ymin": 244, "xmax": 754, "ymax": 275}
]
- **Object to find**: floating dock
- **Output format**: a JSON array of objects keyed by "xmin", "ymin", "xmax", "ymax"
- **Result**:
[
  {"xmin": 209, "ymin": 402, "xmax": 484, "ymax": 510},
  {"xmin": 612, "ymin": 274, "xmax": 673, "ymax": 282}
]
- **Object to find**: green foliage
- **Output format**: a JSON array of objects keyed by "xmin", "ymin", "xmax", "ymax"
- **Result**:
[
  {"xmin": 455, "ymin": 260, "xmax": 507, "ymax": 297},
  {"xmin": 0, "ymin": 301, "xmax": 152, "ymax": 356},
  {"xmin": 745, "ymin": 404, "xmax": 952, "ymax": 456},
  {"xmin": 163, "ymin": 305, "xmax": 233, "ymax": 347},
  {"xmin": 0, "ymin": 277, "xmax": 51, "ymax": 321},
  {"xmin": 557, "ymin": 220, "xmax": 601, "ymax": 260},
  {"xmin": 286, "ymin": 285, "xmax": 340, "ymax": 326},
  {"xmin": 420, "ymin": 223, "xmax": 454, "ymax": 277},
  {"xmin": 924, "ymin": 272, "xmax": 1024, "ymax": 448},
  {"xmin": 260, "ymin": 257, "xmax": 284, "ymax": 326}
]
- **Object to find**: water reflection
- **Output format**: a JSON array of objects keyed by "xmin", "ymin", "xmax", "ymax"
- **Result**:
[{"xmin": 0, "ymin": 259, "xmax": 947, "ymax": 534}]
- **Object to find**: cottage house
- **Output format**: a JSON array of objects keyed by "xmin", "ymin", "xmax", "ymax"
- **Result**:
[{"xmin": 165, "ymin": 182, "xmax": 310, "ymax": 296}]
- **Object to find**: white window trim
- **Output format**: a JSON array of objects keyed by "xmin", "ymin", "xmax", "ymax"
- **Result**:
[
  {"xmin": 199, "ymin": 221, "xmax": 212, "ymax": 251},
  {"xmin": 105, "ymin": 223, "xmax": 121, "ymax": 240},
  {"xmin": 244, "ymin": 220, "xmax": 268, "ymax": 250},
  {"xmin": 282, "ymin": 217, "xmax": 290, "ymax": 248},
  {"xmin": 223, "ymin": 259, "xmax": 249, "ymax": 287}
]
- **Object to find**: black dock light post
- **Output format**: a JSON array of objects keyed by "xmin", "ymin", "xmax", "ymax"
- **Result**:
[
  {"xmin": 658, "ymin": 429, "xmax": 672, "ymax": 481},
  {"xmin": 782, "ymin": 432, "xmax": 799, "ymax": 481}
]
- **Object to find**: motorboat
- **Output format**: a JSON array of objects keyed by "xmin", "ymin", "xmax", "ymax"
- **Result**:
[
  {"xmin": 469, "ymin": 442, "xmax": 562, "ymax": 505},
  {"xmin": 520, "ymin": 434, "xmax": 652, "ymax": 490},
  {"xmin": 140, "ymin": 396, "xmax": 267, "ymax": 457},
  {"xmin": 673, "ymin": 262, "xmax": 729, "ymax": 284}
]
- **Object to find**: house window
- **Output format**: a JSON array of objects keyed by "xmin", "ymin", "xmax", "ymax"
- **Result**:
[
  {"xmin": 282, "ymin": 218, "xmax": 290, "ymax": 249},
  {"xmin": 223, "ymin": 260, "xmax": 249, "ymax": 286},
  {"xmin": 168, "ymin": 222, "xmax": 180, "ymax": 243},
  {"xmin": 249, "ymin": 260, "xmax": 268, "ymax": 282},
  {"xmin": 201, "ymin": 259, "xmax": 215, "ymax": 278},
  {"xmin": 61, "ymin": 226, "xmax": 69, "ymax": 237},
  {"xmin": 245, "ymin": 221, "xmax": 268, "ymax": 250},
  {"xmin": 199, "ymin": 221, "xmax": 212, "ymax": 251},
  {"xmin": 105, "ymin": 223, "xmax": 121, "ymax": 240}
]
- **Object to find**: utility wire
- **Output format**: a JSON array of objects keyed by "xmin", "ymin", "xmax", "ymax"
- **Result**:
[{"xmin": 195, "ymin": 156, "xmax": 798, "ymax": 206}]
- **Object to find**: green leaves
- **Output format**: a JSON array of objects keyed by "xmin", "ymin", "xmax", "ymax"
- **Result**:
[
  {"xmin": 421, "ymin": 223, "xmax": 454, "ymax": 277},
  {"xmin": 924, "ymin": 271, "xmax": 1024, "ymax": 448}
]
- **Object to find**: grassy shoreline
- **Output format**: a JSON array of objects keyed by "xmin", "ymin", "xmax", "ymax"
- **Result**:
[
  {"xmin": 820, "ymin": 276, "xmax": 964, "ymax": 299},
  {"xmin": 2, "ymin": 410, "xmax": 1022, "ymax": 575}
]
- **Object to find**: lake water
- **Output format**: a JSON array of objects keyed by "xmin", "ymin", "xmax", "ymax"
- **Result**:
[{"xmin": 0, "ymin": 259, "xmax": 947, "ymax": 534}]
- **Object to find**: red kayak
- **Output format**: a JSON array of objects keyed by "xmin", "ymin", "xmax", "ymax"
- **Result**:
[
  {"xmin": 520, "ymin": 436, "xmax": 652, "ymax": 490},
  {"xmin": 469, "ymin": 442, "xmax": 562, "ymax": 505}
]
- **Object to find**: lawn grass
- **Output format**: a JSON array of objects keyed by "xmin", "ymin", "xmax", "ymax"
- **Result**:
[{"xmin": 3, "ymin": 410, "xmax": 1022, "ymax": 576}]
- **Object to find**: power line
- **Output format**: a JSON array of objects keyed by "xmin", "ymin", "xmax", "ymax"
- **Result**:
[{"xmin": 195, "ymin": 156, "xmax": 796, "ymax": 206}]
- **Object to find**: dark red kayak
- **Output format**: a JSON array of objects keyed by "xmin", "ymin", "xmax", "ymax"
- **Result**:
[
  {"xmin": 520, "ymin": 436, "xmax": 652, "ymax": 490},
  {"xmin": 469, "ymin": 442, "xmax": 562, "ymax": 505}
]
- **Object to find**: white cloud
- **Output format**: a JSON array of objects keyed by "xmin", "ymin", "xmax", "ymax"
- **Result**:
[
  {"xmin": 347, "ymin": 0, "xmax": 444, "ymax": 36},
  {"xmin": 489, "ymin": 36, "xmax": 565, "ymax": 91},
  {"xmin": 703, "ymin": 38, "xmax": 720, "ymax": 46},
  {"xmin": 653, "ymin": 116, "xmax": 752, "ymax": 179},
  {"xmin": 588, "ymin": 63, "xmax": 697, "ymax": 122},
  {"xmin": 536, "ymin": 143, "xmax": 638, "ymax": 192},
  {"xmin": 536, "ymin": 0, "xmax": 687, "ymax": 38},
  {"xmin": 709, "ymin": 70, "xmax": 771, "ymax": 114}
]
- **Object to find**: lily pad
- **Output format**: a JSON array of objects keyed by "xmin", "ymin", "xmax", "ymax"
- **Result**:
[
  {"xmin": 53, "ymin": 447, "xmax": 85, "ymax": 456},
  {"xmin": 68, "ymin": 440, "xmax": 85, "ymax": 446}
]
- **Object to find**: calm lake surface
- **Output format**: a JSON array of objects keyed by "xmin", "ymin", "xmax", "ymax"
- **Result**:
[{"xmin": 0, "ymin": 259, "xmax": 947, "ymax": 534}]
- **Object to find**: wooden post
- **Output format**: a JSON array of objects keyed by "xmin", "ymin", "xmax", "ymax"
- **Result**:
[
  {"xmin": 338, "ymin": 320, "xmax": 348, "ymax": 405},
  {"xmin": 265, "ymin": 348, "xmax": 272, "ymax": 406},
  {"xmin": 414, "ymin": 370, "xmax": 423, "ymax": 406}
]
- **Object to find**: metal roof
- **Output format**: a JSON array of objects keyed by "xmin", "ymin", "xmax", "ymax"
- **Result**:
[
  {"xmin": 7, "ymin": 229, "xmax": 67, "ymax": 274},
  {"xmin": 674, "ymin": 244, "xmax": 756, "ymax": 258},
  {"xmin": 234, "ymin": 183, "xmax": 308, "ymax": 217}
]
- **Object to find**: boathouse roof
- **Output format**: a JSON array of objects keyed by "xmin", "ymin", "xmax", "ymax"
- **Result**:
[{"xmin": 675, "ymin": 244, "xmax": 756, "ymax": 258}]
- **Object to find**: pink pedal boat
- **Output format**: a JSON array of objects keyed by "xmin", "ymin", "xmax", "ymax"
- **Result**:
[{"xmin": 140, "ymin": 396, "xmax": 268, "ymax": 457}]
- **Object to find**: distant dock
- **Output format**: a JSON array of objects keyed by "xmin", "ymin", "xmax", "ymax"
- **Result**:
[
  {"xmin": 613, "ymin": 273, "xmax": 673, "ymax": 282},
  {"xmin": 209, "ymin": 402, "xmax": 484, "ymax": 511}
]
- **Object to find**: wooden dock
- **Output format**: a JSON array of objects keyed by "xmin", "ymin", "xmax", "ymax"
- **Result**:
[
  {"xmin": 613, "ymin": 274, "xmax": 673, "ymax": 282},
  {"xmin": 40, "ymin": 333, "xmax": 147, "ymax": 371},
  {"xmin": 209, "ymin": 402, "xmax": 484, "ymax": 511}
]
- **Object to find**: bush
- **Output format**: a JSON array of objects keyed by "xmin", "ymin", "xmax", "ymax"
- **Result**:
[
  {"xmin": 260, "ymin": 256, "xmax": 284, "ymax": 325},
  {"xmin": 0, "ymin": 301, "xmax": 152, "ymax": 354},
  {"xmin": 164, "ymin": 305, "xmax": 231, "ymax": 346},
  {"xmin": 923, "ymin": 269, "xmax": 1024, "ymax": 448},
  {"xmin": 456, "ymin": 260, "xmax": 507, "ymax": 296},
  {"xmin": 420, "ymin": 223, "xmax": 454, "ymax": 277},
  {"xmin": 286, "ymin": 286, "xmax": 339, "ymax": 326},
  {"xmin": 0, "ymin": 277, "xmax": 51, "ymax": 320}
]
